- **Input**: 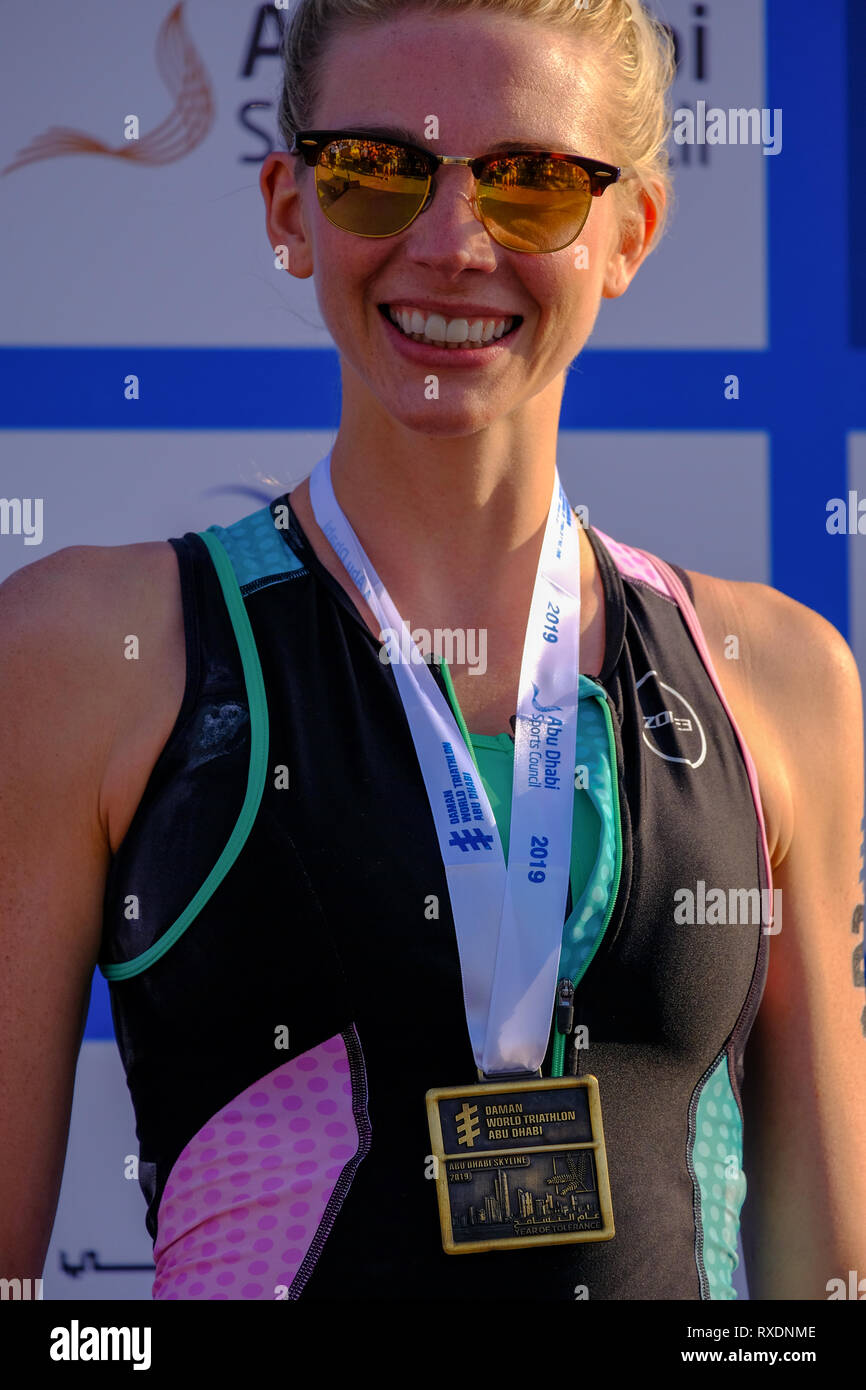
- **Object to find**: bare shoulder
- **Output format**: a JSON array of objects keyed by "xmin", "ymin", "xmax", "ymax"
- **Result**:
[
  {"xmin": 682, "ymin": 567, "xmax": 863, "ymax": 863},
  {"xmin": 0, "ymin": 540, "xmax": 186, "ymax": 851},
  {"xmin": 685, "ymin": 567, "xmax": 861, "ymax": 707},
  {"xmin": 2, "ymin": 537, "xmax": 179, "ymax": 612},
  {"xmin": 0, "ymin": 539, "xmax": 182, "ymax": 683}
]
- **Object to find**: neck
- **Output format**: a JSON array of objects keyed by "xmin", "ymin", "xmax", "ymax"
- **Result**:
[{"xmin": 328, "ymin": 378, "xmax": 564, "ymax": 620}]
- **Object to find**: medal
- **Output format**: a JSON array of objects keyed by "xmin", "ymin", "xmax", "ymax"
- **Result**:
[
  {"xmin": 426, "ymin": 1075, "xmax": 613, "ymax": 1253},
  {"xmin": 309, "ymin": 452, "xmax": 614, "ymax": 1251}
]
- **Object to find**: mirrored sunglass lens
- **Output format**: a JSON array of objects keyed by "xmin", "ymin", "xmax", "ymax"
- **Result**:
[
  {"xmin": 477, "ymin": 154, "xmax": 592, "ymax": 252},
  {"xmin": 315, "ymin": 139, "xmax": 429, "ymax": 235}
]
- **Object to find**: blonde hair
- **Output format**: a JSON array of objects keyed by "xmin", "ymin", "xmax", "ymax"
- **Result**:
[{"xmin": 277, "ymin": 0, "xmax": 676, "ymax": 249}]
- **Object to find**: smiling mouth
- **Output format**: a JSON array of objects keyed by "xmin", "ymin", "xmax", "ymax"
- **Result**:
[{"xmin": 379, "ymin": 303, "xmax": 522, "ymax": 349}]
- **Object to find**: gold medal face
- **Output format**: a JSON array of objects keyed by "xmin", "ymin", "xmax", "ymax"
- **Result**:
[{"xmin": 425, "ymin": 1074, "xmax": 614, "ymax": 1254}]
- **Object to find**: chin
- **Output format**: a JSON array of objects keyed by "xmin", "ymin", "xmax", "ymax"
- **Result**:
[{"xmin": 384, "ymin": 398, "xmax": 503, "ymax": 439}]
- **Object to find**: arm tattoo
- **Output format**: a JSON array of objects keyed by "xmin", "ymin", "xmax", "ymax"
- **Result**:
[
  {"xmin": 854, "ymin": 816, "xmax": 865, "ymax": 1038},
  {"xmin": 853, "ymin": 909, "xmax": 864, "ymax": 1039}
]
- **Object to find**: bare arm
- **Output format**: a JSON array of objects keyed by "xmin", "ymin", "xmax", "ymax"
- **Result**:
[
  {"xmin": 0, "ymin": 548, "xmax": 116, "ymax": 1275},
  {"xmin": 0, "ymin": 541, "xmax": 183, "ymax": 1276},
  {"xmin": 740, "ymin": 588, "xmax": 866, "ymax": 1298}
]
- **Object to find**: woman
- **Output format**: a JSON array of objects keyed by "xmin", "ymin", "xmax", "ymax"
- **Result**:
[{"xmin": 1, "ymin": 0, "xmax": 864, "ymax": 1302}]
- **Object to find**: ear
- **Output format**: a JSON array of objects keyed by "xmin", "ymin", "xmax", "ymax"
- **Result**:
[
  {"xmin": 259, "ymin": 151, "xmax": 315, "ymax": 280},
  {"xmin": 601, "ymin": 179, "xmax": 664, "ymax": 300}
]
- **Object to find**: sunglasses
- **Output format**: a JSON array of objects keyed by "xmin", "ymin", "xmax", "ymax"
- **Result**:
[{"xmin": 290, "ymin": 129, "xmax": 624, "ymax": 254}]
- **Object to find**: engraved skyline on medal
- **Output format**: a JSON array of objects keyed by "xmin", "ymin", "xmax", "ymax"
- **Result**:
[{"xmin": 426, "ymin": 1075, "xmax": 615, "ymax": 1254}]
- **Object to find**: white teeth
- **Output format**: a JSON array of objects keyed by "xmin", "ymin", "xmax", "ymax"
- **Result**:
[{"xmin": 387, "ymin": 305, "xmax": 516, "ymax": 347}]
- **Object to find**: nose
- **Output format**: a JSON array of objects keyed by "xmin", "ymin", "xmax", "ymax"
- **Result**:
[
  {"xmin": 422, "ymin": 167, "xmax": 482, "ymax": 222},
  {"xmin": 409, "ymin": 166, "xmax": 495, "ymax": 266}
]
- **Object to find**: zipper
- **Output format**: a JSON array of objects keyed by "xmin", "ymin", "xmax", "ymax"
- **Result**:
[
  {"xmin": 551, "ymin": 978, "xmax": 574, "ymax": 1076},
  {"xmin": 551, "ymin": 684, "xmax": 624, "ymax": 1077},
  {"xmin": 288, "ymin": 1025, "xmax": 372, "ymax": 1298}
]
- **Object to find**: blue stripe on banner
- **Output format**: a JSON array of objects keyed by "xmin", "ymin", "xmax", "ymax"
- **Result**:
[
  {"xmin": 0, "ymin": 348, "xmax": 343, "ymax": 429},
  {"xmin": 849, "ymin": 0, "xmax": 866, "ymax": 348},
  {"xmin": 0, "ymin": 347, "xmax": 863, "ymax": 434}
]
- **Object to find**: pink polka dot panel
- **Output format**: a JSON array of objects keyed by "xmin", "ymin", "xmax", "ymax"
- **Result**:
[{"xmin": 152, "ymin": 1029, "xmax": 369, "ymax": 1299}]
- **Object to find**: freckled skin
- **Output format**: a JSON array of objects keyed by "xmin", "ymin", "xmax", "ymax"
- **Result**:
[
  {"xmin": 261, "ymin": 11, "xmax": 647, "ymax": 440},
  {"xmin": 259, "ymin": 11, "xmax": 658, "ymax": 736}
]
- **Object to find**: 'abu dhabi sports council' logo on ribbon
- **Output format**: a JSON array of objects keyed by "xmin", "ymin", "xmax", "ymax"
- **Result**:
[
  {"xmin": 318, "ymin": 520, "xmax": 371, "ymax": 601},
  {"xmin": 531, "ymin": 683, "xmax": 562, "ymax": 714}
]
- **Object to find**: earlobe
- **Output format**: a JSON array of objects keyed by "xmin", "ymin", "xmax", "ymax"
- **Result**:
[
  {"xmin": 601, "ymin": 227, "xmax": 639, "ymax": 299},
  {"xmin": 259, "ymin": 152, "xmax": 315, "ymax": 280},
  {"xmin": 601, "ymin": 252, "xmax": 629, "ymax": 300}
]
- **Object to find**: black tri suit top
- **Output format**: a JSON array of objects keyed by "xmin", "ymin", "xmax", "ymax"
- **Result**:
[{"xmin": 98, "ymin": 496, "xmax": 773, "ymax": 1300}]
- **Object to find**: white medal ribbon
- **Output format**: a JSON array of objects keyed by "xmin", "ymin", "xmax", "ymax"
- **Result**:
[{"xmin": 309, "ymin": 451, "xmax": 580, "ymax": 1076}]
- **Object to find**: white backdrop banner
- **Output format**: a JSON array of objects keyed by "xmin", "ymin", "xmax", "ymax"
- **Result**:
[{"xmin": 1, "ymin": 0, "xmax": 767, "ymax": 348}]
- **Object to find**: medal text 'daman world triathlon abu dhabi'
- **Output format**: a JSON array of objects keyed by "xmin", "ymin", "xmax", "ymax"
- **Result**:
[
  {"xmin": 426, "ymin": 1075, "xmax": 613, "ymax": 1254},
  {"xmin": 308, "ymin": 452, "xmax": 614, "ymax": 1252}
]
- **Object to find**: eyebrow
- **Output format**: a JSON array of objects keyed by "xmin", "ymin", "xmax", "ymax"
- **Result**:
[{"xmin": 338, "ymin": 125, "xmax": 557, "ymax": 153}]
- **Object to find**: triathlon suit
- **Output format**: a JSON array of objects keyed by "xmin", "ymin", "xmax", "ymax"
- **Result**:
[{"xmin": 99, "ymin": 496, "xmax": 773, "ymax": 1301}]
